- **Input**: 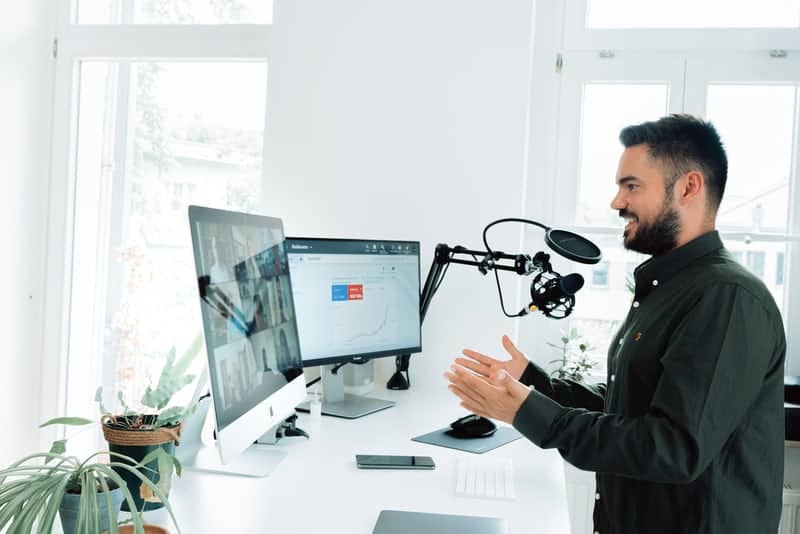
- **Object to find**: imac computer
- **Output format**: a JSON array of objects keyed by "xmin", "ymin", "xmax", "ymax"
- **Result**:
[
  {"xmin": 180, "ymin": 206, "xmax": 306, "ymax": 477},
  {"xmin": 285, "ymin": 237, "xmax": 422, "ymax": 418}
]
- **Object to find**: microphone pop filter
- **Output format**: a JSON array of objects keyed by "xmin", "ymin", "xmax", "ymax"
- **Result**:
[{"xmin": 545, "ymin": 229, "xmax": 602, "ymax": 264}]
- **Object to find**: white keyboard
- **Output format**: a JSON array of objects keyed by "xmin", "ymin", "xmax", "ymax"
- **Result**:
[{"xmin": 455, "ymin": 457, "xmax": 516, "ymax": 500}]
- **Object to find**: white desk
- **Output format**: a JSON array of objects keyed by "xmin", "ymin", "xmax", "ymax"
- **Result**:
[{"xmin": 147, "ymin": 388, "xmax": 570, "ymax": 533}]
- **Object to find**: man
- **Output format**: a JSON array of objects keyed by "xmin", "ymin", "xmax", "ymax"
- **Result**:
[{"xmin": 445, "ymin": 114, "xmax": 785, "ymax": 534}]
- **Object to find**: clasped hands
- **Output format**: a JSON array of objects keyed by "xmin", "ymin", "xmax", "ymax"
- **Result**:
[{"xmin": 444, "ymin": 334, "xmax": 532, "ymax": 425}]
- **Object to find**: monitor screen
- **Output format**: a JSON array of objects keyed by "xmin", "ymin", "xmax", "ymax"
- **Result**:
[
  {"xmin": 285, "ymin": 237, "xmax": 422, "ymax": 367},
  {"xmin": 189, "ymin": 207, "xmax": 304, "ymax": 432}
]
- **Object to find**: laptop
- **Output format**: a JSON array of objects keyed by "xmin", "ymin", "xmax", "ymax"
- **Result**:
[{"xmin": 371, "ymin": 510, "xmax": 508, "ymax": 534}]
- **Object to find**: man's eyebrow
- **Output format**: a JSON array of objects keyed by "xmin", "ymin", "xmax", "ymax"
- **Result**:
[{"xmin": 616, "ymin": 175, "xmax": 640, "ymax": 186}]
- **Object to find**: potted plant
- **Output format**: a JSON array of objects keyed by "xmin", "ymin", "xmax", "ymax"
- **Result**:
[
  {"xmin": 102, "ymin": 337, "xmax": 202, "ymax": 512},
  {"xmin": 58, "ymin": 337, "xmax": 202, "ymax": 513},
  {"xmin": 0, "ymin": 446, "xmax": 178, "ymax": 534},
  {"xmin": 547, "ymin": 327, "xmax": 596, "ymax": 383}
]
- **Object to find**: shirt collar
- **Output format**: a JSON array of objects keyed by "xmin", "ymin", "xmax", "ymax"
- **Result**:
[{"xmin": 633, "ymin": 230, "xmax": 724, "ymax": 301}]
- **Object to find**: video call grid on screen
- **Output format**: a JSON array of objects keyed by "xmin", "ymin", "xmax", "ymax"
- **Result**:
[
  {"xmin": 189, "ymin": 207, "xmax": 303, "ymax": 431},
  {"xmin": 285, "ymin": 237, "xmax": 422, "ymax": 366}
]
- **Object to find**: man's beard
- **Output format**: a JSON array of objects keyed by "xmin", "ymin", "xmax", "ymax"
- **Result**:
[{"xmin": 620, "ymin": 203, "xmax": 681, "ymax": 256}]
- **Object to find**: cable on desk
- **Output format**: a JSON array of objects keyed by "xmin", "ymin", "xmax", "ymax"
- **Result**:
[
  {"xmin": 305, "ymin": 361, "xmax": 348, "ymax": 388},
  {"xmin": 306, "ymin": 376, "xmax": 321, "ymax": 388}
]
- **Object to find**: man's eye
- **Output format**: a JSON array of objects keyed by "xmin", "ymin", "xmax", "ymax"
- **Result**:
[{"xmin": 627, "ymin": 184, "xmax": 638, "ymax": 191}]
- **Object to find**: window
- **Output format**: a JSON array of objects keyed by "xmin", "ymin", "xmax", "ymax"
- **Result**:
[
  {"xmin": 536, "ymin": 5, "xmax": 800, "ymax": 374},
  {"xmin": 577, "ymin": 84, "xmax": 670, "ymax": 227},
  {"xmin": 70, "ymin": 61, "xmax": 267, "ymax": 413},
  {"xmin": 706, "ymin": 85, "xmax": 795, "ymax": 233},
  {"xmin": 549, "ymin": 52, "xmax": 681, "ymax": 374},
  {"xmin": 45, "ymin": 3, "xmax": 273, "ymax": 438},
  {"xmin": 563, "ymin": 2, "xmax": 800, "ymax": 52},
  {"xmin": 77, "ymin": 0, "xmax": 273, "ymax": 24},
  {"xmin": 591, "ymin": 261, "xmax": 610, "ymax": 288},
  {"xmin": 746, "ymin": 251, "xmax": 766, "ymax": 279},
  {"xmin": 585, "ymin": 0, "xmax": 800, "ymax": 29}
]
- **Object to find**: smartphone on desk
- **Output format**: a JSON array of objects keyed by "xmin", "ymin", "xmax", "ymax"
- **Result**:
[{"xmin": 356, "ymin": 454, "xmax": 436, "ymax": 470}]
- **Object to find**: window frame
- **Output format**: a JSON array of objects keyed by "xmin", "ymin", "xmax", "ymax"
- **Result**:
[{"xmin": 40, "ymin": 4, "xmax": 272, "ymax": 441}]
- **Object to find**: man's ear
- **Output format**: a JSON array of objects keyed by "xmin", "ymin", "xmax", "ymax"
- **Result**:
[{"xmin": 677, "ymin": 170, "xmax": 704, "ymax": 205}]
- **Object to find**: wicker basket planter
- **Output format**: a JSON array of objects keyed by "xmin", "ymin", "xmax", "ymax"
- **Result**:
[{"xmin": 102, "ymin": 415, "xmax": 183, "ymax": 512}]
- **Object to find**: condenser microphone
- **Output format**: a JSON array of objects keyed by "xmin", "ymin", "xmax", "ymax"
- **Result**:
[{"xmin": 524, "ymin": 271, "xmax": 584, "ymax": 319}]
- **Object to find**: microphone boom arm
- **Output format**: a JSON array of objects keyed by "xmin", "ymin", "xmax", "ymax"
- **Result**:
[
  {"xmin": 387, "ymin": 243, "xmax": 553, "ymax": 390},
  {"xmin": 386, "ymin": 218, "xmax": 600, "ymax": 390}
]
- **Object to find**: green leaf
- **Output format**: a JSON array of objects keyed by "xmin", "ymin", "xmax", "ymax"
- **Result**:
[
  {"xmin": 157, "ymin": 448, "xmax": 174, "ymax": 496},
  {"xmin": 172, "ymin": 333, "xmax": 203, "ymax": 376},
  {"xmin": 17, "ymin": 474, "xmax": 64, "ymax": 533},
  {"xmin": 104, "ymin": 460, "xmax": 181, "ymax": 534},
  {"xmin": 35, "ymin": 474, "xmax": 70, "ymax": 534},
  {"xmin": 180, "ymin": 401, "xmax": 198, "ymax": 423},
  {"xmin": 98, "ymin": 474, "xmax": 119, "ymax": 534},
  {"xmin": 77, "ymin": 470, "xmax": 99, "ymax": 534},
  {"xmin": 118, "ymin": 390, "xmax": 129, "ymax": 414},
  {"xmin": 0, "ymin": 473, "xmax": 53, "ymax": 528},
  {"xmin": 39, "ymin": 416, "xmax": 94, "ymax": 428},
  {"xmin": 154, "ymin": 406, "xmax": 183, "ymax": 428},
  {"xmin": 91, "ymin": 464, "xmax": 144, "ymax": 532},
  {"xmin": 96, "ymin": 386, "xmax": 108, "ymax": 415},
  {"xmin": 47, "ymin": 440, "xmax": 66, "ymax": 458},
  {"xmin": 172, "ymin": 454, "xmax": 183, "ymax": 477}
]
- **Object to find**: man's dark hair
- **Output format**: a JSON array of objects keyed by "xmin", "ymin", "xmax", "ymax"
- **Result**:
[{"xmin": 619, "ymin": 114, "xmax": 728, "ymax": 211}]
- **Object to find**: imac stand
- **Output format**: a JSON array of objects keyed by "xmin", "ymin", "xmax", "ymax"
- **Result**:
[
  {"xmin": 298, "ymin": 364, "xmax": 395, "ymax": 419},
  {"xmin": 175, "ymin": 378, "xmax": 287, "ymax": 478}
]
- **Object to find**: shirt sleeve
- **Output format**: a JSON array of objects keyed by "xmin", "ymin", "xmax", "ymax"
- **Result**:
[
  {"xmin": 519, "ymin": 361, "xmax": 607, "ymax": 411},
  {"xmin": 512, "ymin": 284, "xmax": 785, "ymax": 483}
]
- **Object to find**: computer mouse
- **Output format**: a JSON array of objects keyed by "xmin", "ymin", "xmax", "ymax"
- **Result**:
[{"xmin": 446, "ymin": 414, "xmax": 497, "ymax": 439}]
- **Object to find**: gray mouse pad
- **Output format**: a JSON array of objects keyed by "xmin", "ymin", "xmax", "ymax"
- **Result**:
[{"xmin": 411, "ymin": 425, "xmax": 522, "ymax": 454}]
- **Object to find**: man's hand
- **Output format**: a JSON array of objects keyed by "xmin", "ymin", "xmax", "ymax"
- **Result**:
[
  {"xmin": 455, "ymin": 334, "xmax": 530, "ymax": 381},
  {"xmin": 444, "ymin": 364, "xmax": 530, "ymax": 425}
]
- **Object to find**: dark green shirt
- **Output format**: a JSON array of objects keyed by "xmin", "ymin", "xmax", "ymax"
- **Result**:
[{"xmin": 512, "ymin": 231, "xmax": 786, "ymax": 534}]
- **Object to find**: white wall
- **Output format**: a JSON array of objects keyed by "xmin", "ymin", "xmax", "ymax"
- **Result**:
[
  {"xmin": 263, "ymin": 0, "xmax": 540, "ymax": 393},
  {"xmin": 0, "ymin": 2, "xmax": 56, "ymax": 465}
]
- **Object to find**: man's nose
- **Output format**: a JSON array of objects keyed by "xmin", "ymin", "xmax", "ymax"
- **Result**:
[{"xmin": 610, "ymin": 191, "xmax": 625, "ymax": 211}]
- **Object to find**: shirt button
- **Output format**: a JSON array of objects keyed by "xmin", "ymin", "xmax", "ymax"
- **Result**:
[
  {"xmin": 610, "ymin": 374, "xmax": 616, "ymax": 382},
  {"xmin": 595, "ymin": 492, "xmax": 600, "ymax": 501},
  {"xmin": 618, "ymin": 339, "xmax": 623, "ymax": 345},
  {"xmin": 632, "ymin": 301, "xmax": 640, "ymax": 308},
  {"xmin": 652, "ymin": 279, "xmax": 659, "ymax": 286}
]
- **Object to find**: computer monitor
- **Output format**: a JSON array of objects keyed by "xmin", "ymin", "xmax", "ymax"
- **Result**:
[
  {"xmin": 181, "ymin": 206, "xmax": 306, "ymax": 476},
  {"xmin": 285, "ymin": 237, "xmax": 421, "ymax": 418}
]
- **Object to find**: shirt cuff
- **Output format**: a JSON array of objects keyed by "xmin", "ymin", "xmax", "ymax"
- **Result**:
[
  {"xmin": 519, "ymin": 361, "xmax": 554, "ymax": 394},
  {"xmin": 512, "ymin": 387, "xmax": 566, "ymax": 447}
]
